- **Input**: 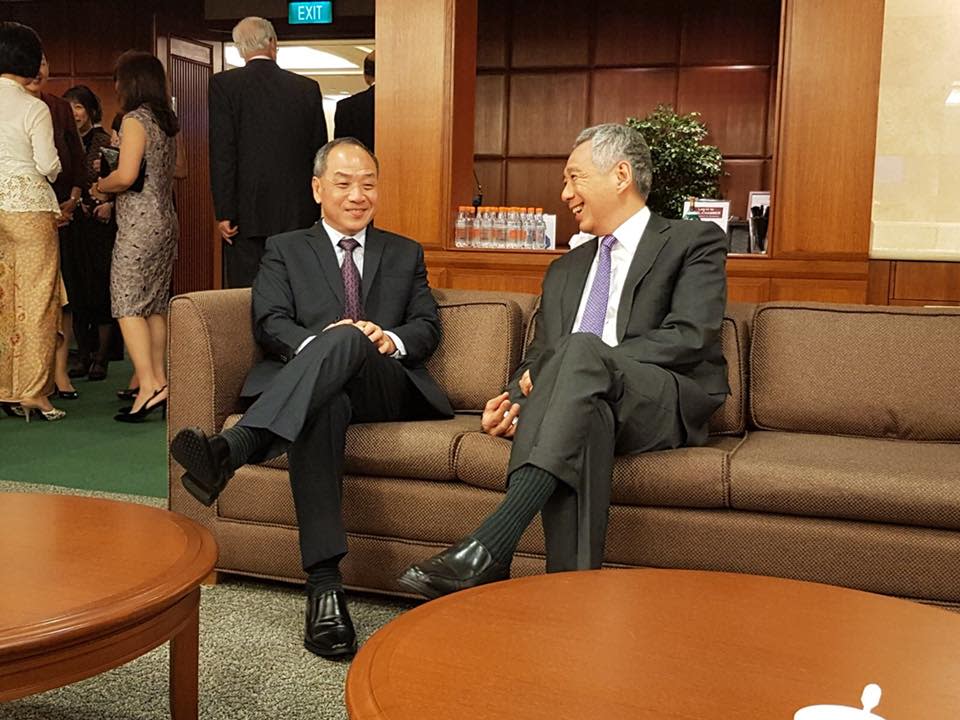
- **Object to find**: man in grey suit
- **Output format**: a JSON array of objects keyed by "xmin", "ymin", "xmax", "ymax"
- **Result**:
[
  {"xmin": 172, "ymin": 138, "xmax": 452, "ymax": 657},
  {"xmin": 210, "ymin": 17, "xmax": 328, "ymax": 288},
  {"xmin": 399, "ymin": 123, "xmax": 729, "ymax": 598}
]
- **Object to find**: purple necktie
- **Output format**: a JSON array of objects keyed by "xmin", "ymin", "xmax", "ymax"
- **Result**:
[
  {"xmin": 338, "ymin": 237, "xmax": 365, "ymax": 321},
  {"xmin": 577, "ymin": 234, "xmax": 617, "ymax": 337}
]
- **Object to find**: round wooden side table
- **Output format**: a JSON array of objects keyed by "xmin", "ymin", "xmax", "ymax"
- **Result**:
[{"xmin": 0, "ymin": 493, "xmax": 217, "ymax": 719}]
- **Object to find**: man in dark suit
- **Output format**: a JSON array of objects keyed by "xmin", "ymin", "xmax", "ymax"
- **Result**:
[
  {"xmin": 171, "ymin": 138, "xmax": 453, "ymax": 657},
  {"xmin": 210, "ymin": 16, "xmax": 329, "ymax": 288},
  {"xmin": 334, "ymin": 51, "xmax": 374, "ymax": 151},
  {"xmin": 399, "ymin": 123, "xmax": 729, "ymax": 598}
]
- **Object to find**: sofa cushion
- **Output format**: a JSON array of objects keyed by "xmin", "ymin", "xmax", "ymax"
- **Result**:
[
  {"xmin": 729, "ymin": 430, "xmax": 960, "ymax": 531},
  {"xmin": 455, "ymin": 431, "xmax": 740, "ymax": 508},
  {"xmin": 428, "ymin": 289, "xmax": 535, "ymax": 412},
  {"xmin": 750, "ymin": 303, "xmax": 960, "ymax": 440},
  {"xmin": 223, "ymin": 413, "xmax": 480, "ymax": 481}
]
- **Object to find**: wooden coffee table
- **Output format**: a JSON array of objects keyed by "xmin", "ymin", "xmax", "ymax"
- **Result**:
[
  {"xmin": 347, "ymin": 568, "xmax": 960, "ymax": 719},
  {"xmin": 0, "ymin": 493, "xmax": 217, "ymax": 718}
]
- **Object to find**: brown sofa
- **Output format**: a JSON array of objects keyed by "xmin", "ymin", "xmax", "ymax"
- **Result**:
[{"xmin": 168, "ymin": 289, "xmax": 960, "ymax": 605}]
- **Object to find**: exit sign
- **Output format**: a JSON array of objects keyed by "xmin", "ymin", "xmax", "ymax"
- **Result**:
[{"xmin": 288, "ymin": 1, "xmax": 333, "ymax": 24}]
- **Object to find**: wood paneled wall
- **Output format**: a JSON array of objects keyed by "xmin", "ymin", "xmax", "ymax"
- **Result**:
[
  {"xmin": 375, "ymin": 0, "xmax": 477, "ymax": 250},
  {"xmin": 473, "ymin": 0, "xmax": 780, "ymax": 247},
  {"xmin": 1, "ymin": 0, "xmax": 154, "ymax": 128}
]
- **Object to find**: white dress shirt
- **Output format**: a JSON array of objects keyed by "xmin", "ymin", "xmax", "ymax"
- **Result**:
[
  {"xmin": 0, "ymin": 77, "xmax": 61, "ymax": 213},
  {"xmin": 295, "ymin": 220, "xmax": 406, "ymax": 358},
  {"xmin": 571, "ymin": 206, "xmax": 651, "ymax": 347}
]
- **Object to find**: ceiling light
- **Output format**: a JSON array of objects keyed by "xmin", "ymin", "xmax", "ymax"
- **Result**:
[
  {"xmin": 354, "ymin": 45, "xmax": 373, "ymax": 53},
  {"xmin": 947, "ymin": 82, "xmax": 960, "ymax": 107},
  {"xmin": 224, "ymin": 45, "xmax": 359, "ymax": 72},
  {"xmin": 278, "ymin": 46, "xmax": 357, "ymax": 71}
]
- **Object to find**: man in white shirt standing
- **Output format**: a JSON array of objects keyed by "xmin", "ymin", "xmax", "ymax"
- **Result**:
[{"xmin": 400, "ymin": 123, "xmax": 730, "ymax": 598}]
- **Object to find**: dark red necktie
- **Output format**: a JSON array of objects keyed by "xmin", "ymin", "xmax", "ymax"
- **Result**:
[{"xmin": 338, "ymin": 237, "xmax": 364, "ymax": 321}]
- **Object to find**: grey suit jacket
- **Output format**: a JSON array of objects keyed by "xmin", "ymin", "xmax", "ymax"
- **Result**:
[
  {"xmin": 241, "ymin": 222, "xmax": 453, "ymax": 418},
  {"xmin": 509, "ymin": 212, "xmax": 729, "ymax": 446}
]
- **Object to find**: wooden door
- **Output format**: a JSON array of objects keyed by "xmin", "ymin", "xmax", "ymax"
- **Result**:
[{"xmin": 158, "ymin": 35, "xmax": 221, "ymax": 293}]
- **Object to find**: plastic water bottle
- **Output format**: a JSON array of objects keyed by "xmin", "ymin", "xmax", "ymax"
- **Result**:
[
  {"xmin": 454, "ymin": 207, "xmax": 468, "ymax": 247},
  {"xmin": 534, "ymin": 207, "xmax": 547, "ymax": 249}
]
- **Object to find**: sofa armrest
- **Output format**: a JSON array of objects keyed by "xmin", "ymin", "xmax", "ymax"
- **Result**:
[{"xmin": 168, "ymin": 289, "xmax": 260, "ymax": 523}]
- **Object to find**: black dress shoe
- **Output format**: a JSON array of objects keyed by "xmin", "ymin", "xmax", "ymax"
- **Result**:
[
  {"xmin": 304, "ymin": 588, "xmax": 357, "ymax": 658},
  {"xmin": 397, "ymin": 538, "xmax": 510, "ymax": 600},
  {"xmin": 170, "ymin": 427, "xmax": 234, "ymax": 506}
]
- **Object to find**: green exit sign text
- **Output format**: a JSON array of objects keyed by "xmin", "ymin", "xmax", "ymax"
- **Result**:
[{"xmin": 288, "ymin": 1, "xmax": 333, "ymax": 24}]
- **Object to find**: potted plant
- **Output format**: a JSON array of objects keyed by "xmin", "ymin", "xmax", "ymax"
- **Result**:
[{"xmin": 626, "ymin": 105, "xmax": 723, "ymax": 219}]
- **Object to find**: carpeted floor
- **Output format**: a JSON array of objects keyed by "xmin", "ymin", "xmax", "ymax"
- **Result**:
[
  {"xmin": 0, "ymin": 481, "xmax": 415, "ymax": 719},
  {"xmin": 0, "ymin": 361, "xmax": 167, "ymax": 497}
]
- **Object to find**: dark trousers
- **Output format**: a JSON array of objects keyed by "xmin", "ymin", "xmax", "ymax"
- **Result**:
[
  {"xmin": 223, "ymin": 234, "xmax": 267, "ymax": 288},
  {"xmin": 237, "ymin": 325, "xmax": 430, "ymax": 570},
  {"xmin": 508, "ymin": 333, "xmax": 690, "ymax": 572}
]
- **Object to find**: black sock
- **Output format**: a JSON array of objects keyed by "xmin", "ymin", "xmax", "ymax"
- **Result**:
[
  {"xmin": 472, "ymin": 465, "xmax": 558, "ymax": 565},
  {"xmin": 306, "ymin": 557, "xmax": 343, "ymax": 594},
  {"xmin": 220, "ymin": 425, "xmax": 274, "ymax": 469}
]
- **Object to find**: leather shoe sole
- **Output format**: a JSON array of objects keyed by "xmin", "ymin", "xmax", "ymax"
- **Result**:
[{"xmin": 171, "ymin": 427, "xmax": 233, "ymax": 506}]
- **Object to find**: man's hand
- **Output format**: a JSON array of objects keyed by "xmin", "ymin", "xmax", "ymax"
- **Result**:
[
  {"xmin": 519, "ymin": 369, "xmax": 533, "ymax": 397},
  {"xmin": 218, "ymin": 220, "xmax": 239, "ymax": 244},
  {"xmin": 353, "ymin": 320, "xmax": 396, "ymax": 355},
  {"xmin": 481, "ymin": 391, "xmax": 520, "ymax": 438}
]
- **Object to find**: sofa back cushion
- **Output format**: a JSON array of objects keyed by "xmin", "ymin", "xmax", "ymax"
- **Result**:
[
  {"xmin": 428, "ymin": 288, "xmax": 538, "ymax": 412},
  {"xmin": 708, "ymin": 304, "xmax": 751, "ymax": 435},
  {"xmin": 750, "ymin": 302, "xmax": 960, "ymax": 440}
]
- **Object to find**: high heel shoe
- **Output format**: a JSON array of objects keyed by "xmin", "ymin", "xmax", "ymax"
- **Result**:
[
  {"xmin": 1, "ymin": 402, "xmax": 24, "ymax": 417},
  {"xmin": 23, "ymin": 406, "xmax": 67, "ymax": 422},
  {"xmin": 117, "ymin": 387, "xmax": 140, "ymax": 401},
  {"xmin": 115, "ymin": 387, "xmax": 167, "ymax": 423},
  {"xmin": 50, "ymin": 387, "xmax": 80, "ymax": 400}
]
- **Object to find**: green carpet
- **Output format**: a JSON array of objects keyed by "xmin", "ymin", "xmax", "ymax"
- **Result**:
[{"xmin": 0, "ymin": 361, "xmax": 168, "ymax": 498}]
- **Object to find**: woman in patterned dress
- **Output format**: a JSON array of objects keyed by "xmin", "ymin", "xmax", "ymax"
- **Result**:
[
  {"xmin": 91, "ymin": 50, "xmax": 178, "ymax": 422},
  {"xmin": 0, "ymin": 22, "xmax": 66, "ymax": 421}
]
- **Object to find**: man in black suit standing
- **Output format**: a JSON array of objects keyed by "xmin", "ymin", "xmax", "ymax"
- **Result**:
[
  {"xmin": 172, "ymin": 138, "xmax": 453, "ymax": 657},
  {"xmin": 334, "ymin": 51, "xmax": 374, "ymax": 152},
  {"xmin": 209, "ymin": 16, "xmax": 328, "ymax": 288},
  {"xmin": 399, "ymin": 123, "xmax": 730, "ymax": 598}
]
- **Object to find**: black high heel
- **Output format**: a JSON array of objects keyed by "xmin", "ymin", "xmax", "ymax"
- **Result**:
[
  {"xmin": 114, "ymin": 387, "xmax": 167, "ymax": 423},
  {"xmin": 116, "ymin": 387, "xmax": 140, "ymax": 400}
]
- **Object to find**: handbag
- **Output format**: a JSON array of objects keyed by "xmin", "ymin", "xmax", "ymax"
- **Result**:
[{"xmin": 99, "ymin": 147, "xmax": 146, "ymax": 193}]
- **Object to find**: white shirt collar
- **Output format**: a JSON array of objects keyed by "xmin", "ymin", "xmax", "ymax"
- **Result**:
[
  {"xmin": 322, "ymin": 219, "xmax": 367, "ymax": 249},
  {"xmin": 245, "ymin": 55, "xmax": 274, "ymax": 63},
  {"xmin": 606, "ymin": 206, "xmax": 651, "ymax": 255}
]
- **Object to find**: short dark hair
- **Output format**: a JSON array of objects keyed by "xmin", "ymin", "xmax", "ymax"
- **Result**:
[
  {"xmin": 313, "ymin": 137, "xmax": 379, "ymax": 177},
  {"xmin": 0, "ymin": 22, "xmax": 43, "ymax": 78},
  {"xmin": 64, "ymin": 84, "xmax": 103, "ymax": 125},
  {"xmin": 114, "ymin": 50, "xmax": 179, "ymax": 137},
  {"xmin": 362, "ymin": 54, "xmax": 375, "ymax": 79}
]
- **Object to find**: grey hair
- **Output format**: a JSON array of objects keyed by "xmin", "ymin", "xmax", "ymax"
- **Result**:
[
  {"xmin": 232, "ymin": 17, "xmax": 276, "ymax": 58},
  {"xmin": 313, "ymin": 137, "xmax": 380, "ymax": 177},
  {"xmin": 574, "ymin": 123, "xmax": 652, "ymax": 199}
]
